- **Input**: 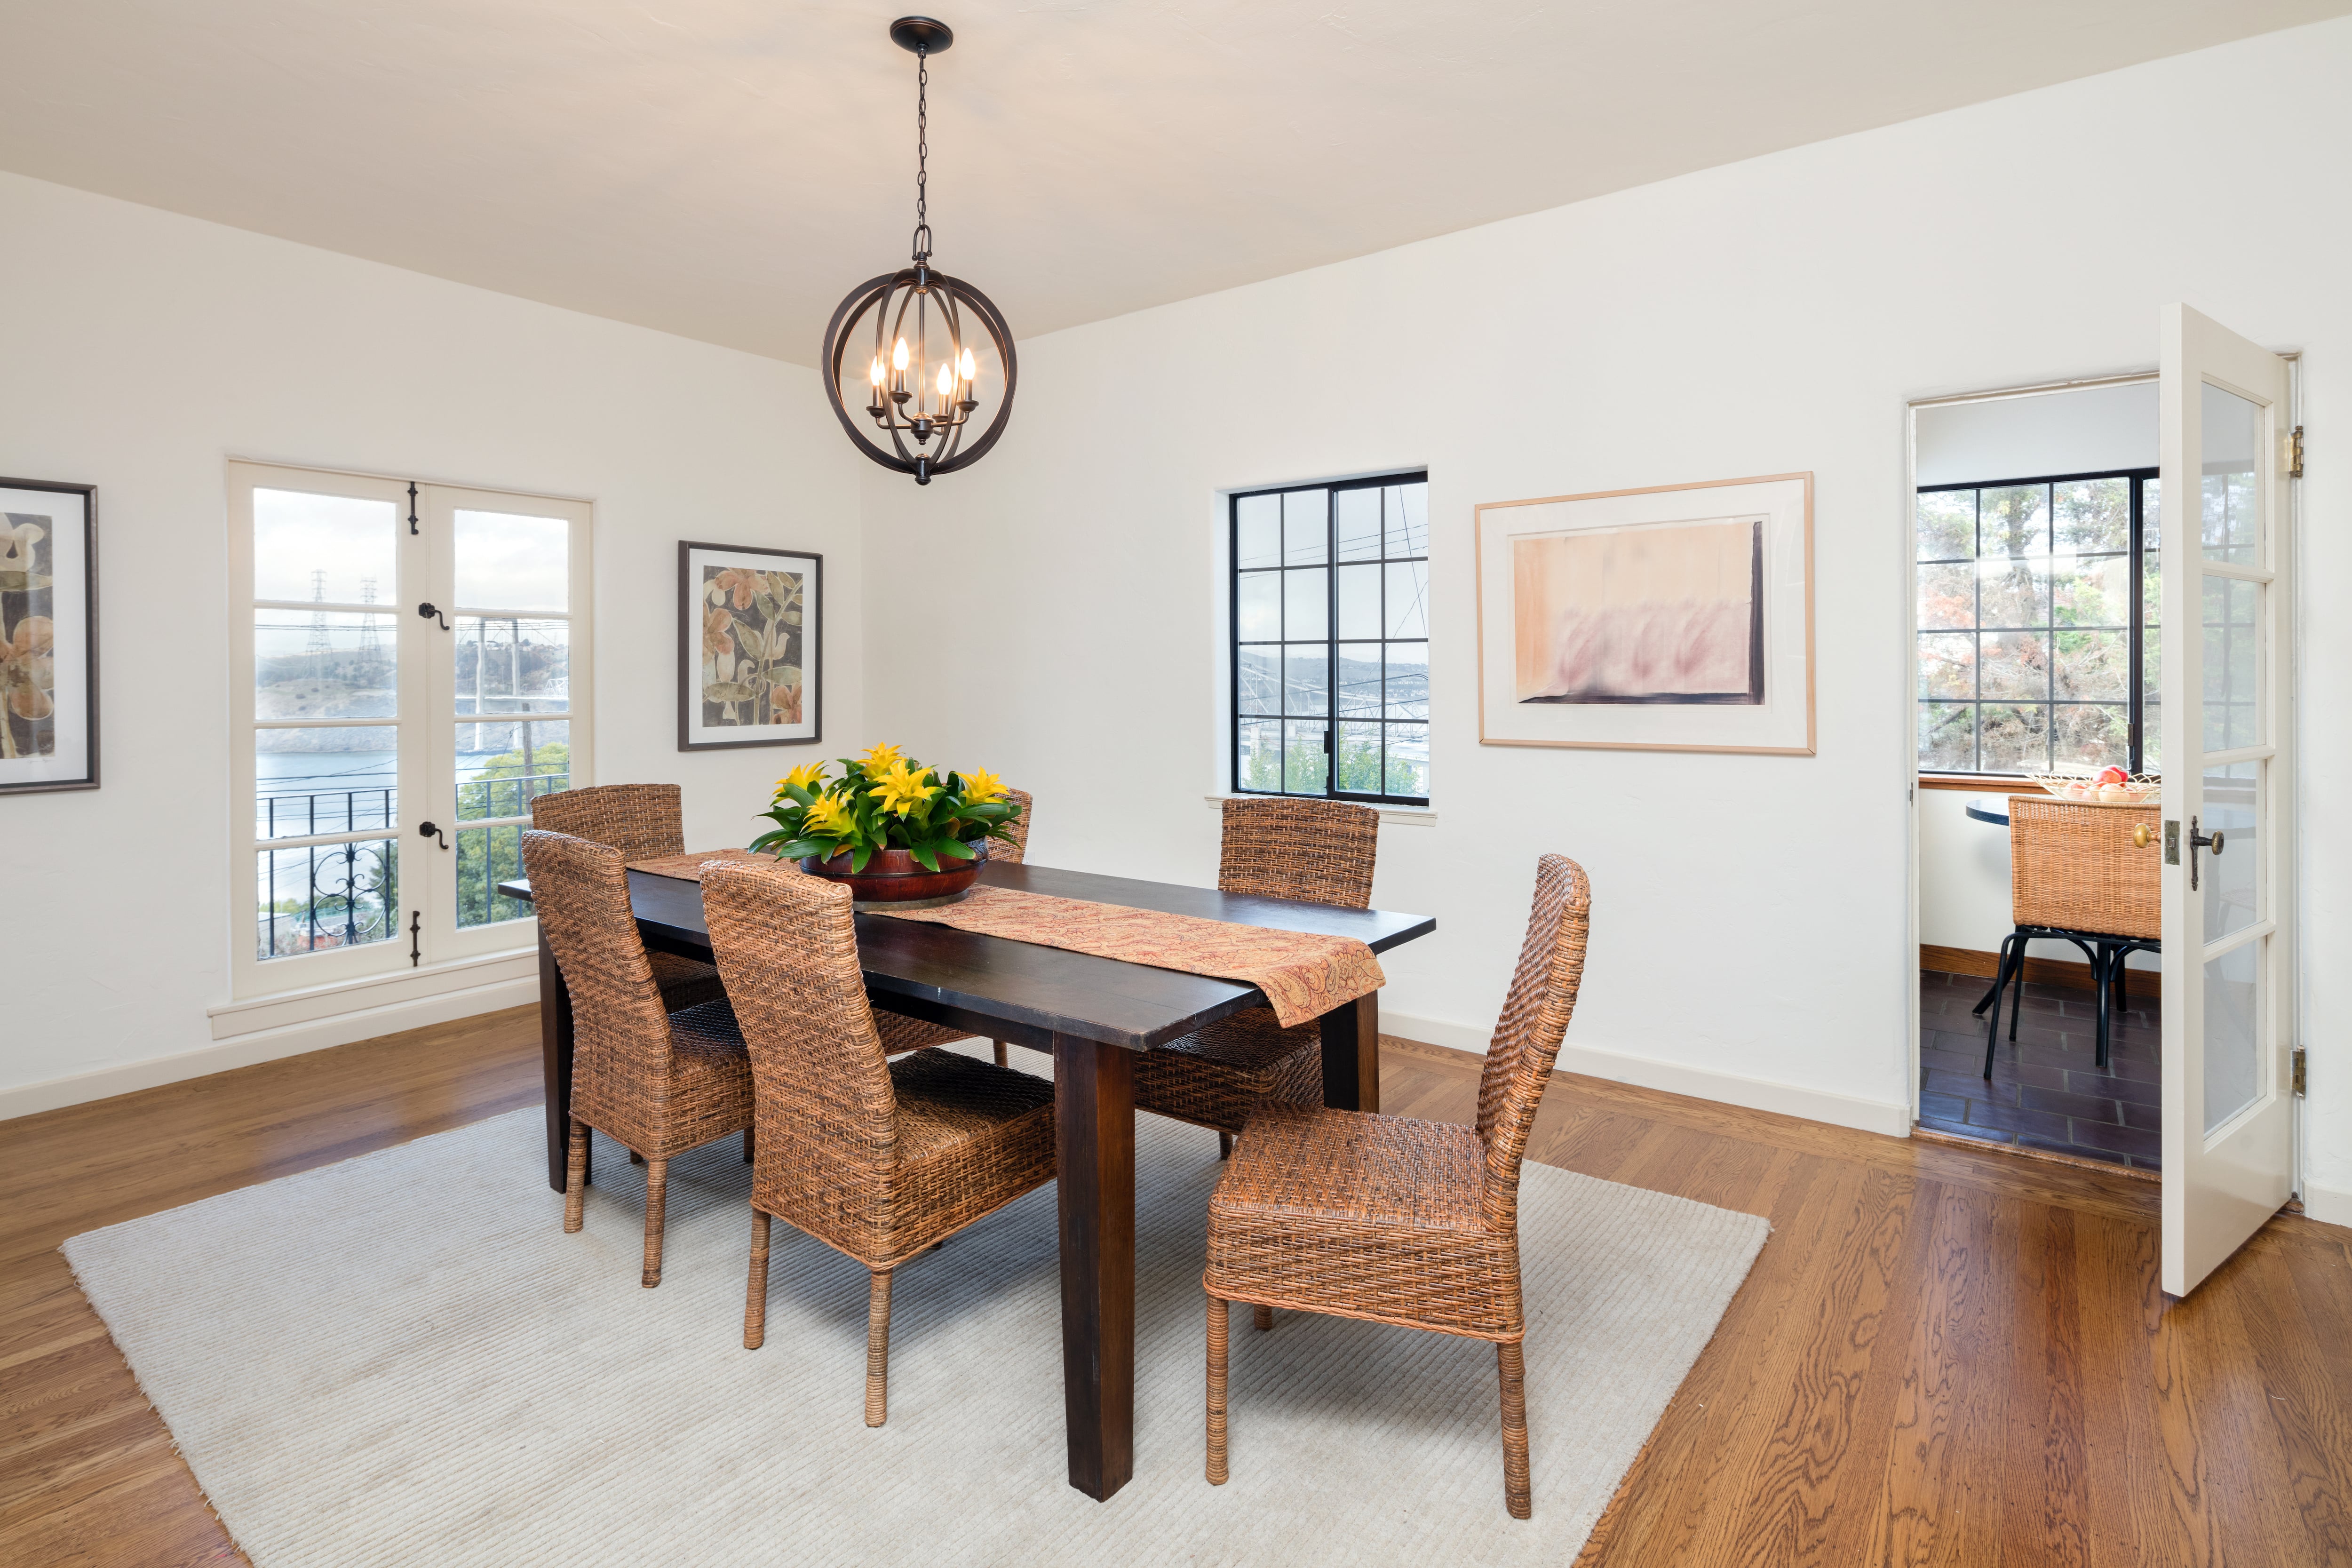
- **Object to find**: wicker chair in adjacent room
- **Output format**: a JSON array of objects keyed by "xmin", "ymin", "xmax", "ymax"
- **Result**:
[
  {"xmin": 1203, "ymin": 853, "xmax": 1590, "ymax": 1520},
  {"xmin": 1980, "ymin": 796, "xmax": 2161, "ymax": 1076},
  {"xmin": 1132, "ymin": 797, "xmax": 1379, "ymax": 1157},
  {"xmin": 521, "ymin": 828, "xmax": 754, "ymax": 1288},
  {"xmin": 531, "ymin": 784, "xmax": 727, "ymax": 1012},
  {"xmin": 700, "ymin": 857, "xmax": 1057, "ymax": 1427}
]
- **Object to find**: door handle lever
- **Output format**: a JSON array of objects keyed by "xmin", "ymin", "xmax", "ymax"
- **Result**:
[
  {"xmin": 2187, "ymin": 815, "xmax": 2223, "ymax": 891},
  {"xmin": 420, "ymin": 821, "xmax": 449, "ymax": 850}
]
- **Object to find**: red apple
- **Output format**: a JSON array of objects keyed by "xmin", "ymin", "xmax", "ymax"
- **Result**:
[{"xmin": 2096, "ymin": 765, "xmax": 2130, "ymax": 786}]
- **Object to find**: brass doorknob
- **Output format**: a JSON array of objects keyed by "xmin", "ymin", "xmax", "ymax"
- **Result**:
[{"xmin": 2133, "ymin": 823, "xmax": 2152, "ymax": 849}]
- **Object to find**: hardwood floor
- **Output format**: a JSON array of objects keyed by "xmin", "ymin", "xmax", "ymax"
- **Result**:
[{"xmin": 3, "ymin": 1016, "xmax": 2348, "ymax": 1565}]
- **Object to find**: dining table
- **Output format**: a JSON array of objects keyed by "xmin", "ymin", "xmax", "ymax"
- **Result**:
[{"xmin": 495, "ymin": 856, "xmax": 1436, "ymax": 1502}]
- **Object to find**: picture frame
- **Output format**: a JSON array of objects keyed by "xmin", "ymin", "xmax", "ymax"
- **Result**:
[
  {"xmin": 1475, "ymin": 471, "xmax": 1814, "ymax": 755},
  {"xmin": 678, "ymin": 541, "xmax": 821, "ymax": 751},
  {"xmin": 0, "ymin": 477, "xmax": 99, "ymax": 794}
]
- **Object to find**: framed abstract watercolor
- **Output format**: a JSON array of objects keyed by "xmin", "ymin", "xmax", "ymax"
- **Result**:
[
  {"xmin": 678, "ymin": 541, "xmax": 821, "ymax": 751},
  {"xmin": 1475, "ymin": 472, "xmax": 1814, "ymax": 755},
  {"xmin": 0, "ymin": 478, "xmax": 99, "ymax": 794}
]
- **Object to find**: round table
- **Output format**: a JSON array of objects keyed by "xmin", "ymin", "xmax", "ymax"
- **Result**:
[{"xmin": 1963, "ymin": 794, "xmax": 2014, "ymax": 827}]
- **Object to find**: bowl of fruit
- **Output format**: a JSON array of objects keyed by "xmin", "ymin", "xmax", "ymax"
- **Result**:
[{"xmin": 2030, "ymin": 765, "xmax": 2159, "ymax": 805}]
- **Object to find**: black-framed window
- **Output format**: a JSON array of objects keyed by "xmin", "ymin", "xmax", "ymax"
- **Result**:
[
  {"xmin": 1915, "ymin": 468, "xmax": 2160, "ymax": 776},
  {"xmin": 1231, "ymin": 472, "xmax": 1429, "ymax": 805}
]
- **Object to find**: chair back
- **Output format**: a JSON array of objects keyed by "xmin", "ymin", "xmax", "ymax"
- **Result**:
[
  {"xmin": 1474, "ymin": 854, "xmax": 1593, "ymax": 1232},
  {"xmin": 989, "ymin": 787, "xmax": 1034, "ymax": 866},
  {"xmin": 699, "ymin": 858, "xmax": 897, "ymax": 1206},
  {"xmin": 2008, "ymin": 796, "xmax": 2160, "ymax": 940},
  {"xmin": 519, "ymin": 829, "xmax": 674, "ymax": 1081},
  {"xmin": 530, "ymin": 783, "xmax": 685, "ymax": 864},
  {"xmin": 1217, "ymin": 797, "xmax": 1378, "ymax": 909}
]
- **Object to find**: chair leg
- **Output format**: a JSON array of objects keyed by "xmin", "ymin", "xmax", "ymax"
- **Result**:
[
  {"xmin": 563, "ymin": 1119, "xmax": 588, "ymax": 1233},
  {"xmin": 743, "ymin": 1210, "xmax": 772, "ymax": 1350},
  {"xmin": 1499, "ymin": 1340, "xmax": 1531, "ymax": 1520},
  {"xmin": 1254, "ymin": 1303, "xmax": 1273, "ymax": 1332},
  {"xmin": 743, "ymin": 1125, "xmax": 755, "ymax": 1163},
  {"xmin": 1984, "ymin": 934, "xmax": 2016, "ymax": 1079},
  {"xmin": 866, "ymin": 1270, "xmax": 894, "ymax": 1427},
  {"xmin": 1206, "ymin": 1292, "xmax": 1230, "ymax": 1485},
  {"xmin": 993, "ymin": 1040, "xmax": 1008, "ymax": 1068},
  {"xmin": 2007, "ymin": 939, "xmax": 2027, "ymax": 1041},
  {"xmin": 641, "ymin": 1159, "xmax": 669, "ymax": 1288},
  {"xmin": 1219, "ymin": 1132, "xmax": 1233, "ymax": 1161},
  {"xmin": 2092, "ymin": 946, "xmax": 2114, "ymax": 1070}
]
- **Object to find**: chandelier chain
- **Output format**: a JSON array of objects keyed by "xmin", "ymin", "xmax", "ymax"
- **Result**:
[{"xmin": 913, "ymin": 47, "xmax": 930, "ymax": 258}]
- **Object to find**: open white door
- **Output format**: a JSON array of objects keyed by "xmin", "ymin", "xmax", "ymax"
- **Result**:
[{"xmin": 2158, "ymin": 304, "xmax": 2296, "ymax": 1297}]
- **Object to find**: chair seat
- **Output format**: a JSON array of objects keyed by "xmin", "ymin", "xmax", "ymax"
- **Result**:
[
  {"xmin": 1204, "ymin": 1104, "xmax": 1519, "ymax": 1339},
  {"xmin": 876, "ymin": 1010, "xmax": 974, "ymax": 1056},
  {"xmin": 649, "ymin": 951, "xmax": 727, "ymax": 1011},
  {"xmin": 1133, "ymin": 1007, "xmax": 1323, "ymax": 1134},
  {"xmin": 632, "ymin": 998, "xmax": 753, "ymax": 1159}
]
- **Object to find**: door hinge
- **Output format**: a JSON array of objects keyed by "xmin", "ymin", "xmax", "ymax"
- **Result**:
[
  {"xmin": 2292, "ymin": 1047, "xmax": 2306, "ymax": 1096},
  {"xmin": 2287, "ymin": 425, "xmax": 2304, "ymax": 479}
]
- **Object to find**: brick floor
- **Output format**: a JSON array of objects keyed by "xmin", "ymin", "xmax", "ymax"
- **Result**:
[{"xmin": 1918, "ymin": 968, "xmax": 2161, "ymax": 1171}]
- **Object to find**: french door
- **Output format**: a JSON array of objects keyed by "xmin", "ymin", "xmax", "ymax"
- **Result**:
[
  {"xmin": 2157, "ymin": 306, "xmax": 2296, "ymax": 1297},
  {"xmin": 228, "ymin": 462, "xmax": 593, "ymax": 1000}
]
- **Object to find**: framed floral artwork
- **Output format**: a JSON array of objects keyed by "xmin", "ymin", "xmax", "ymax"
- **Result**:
[
  {"xmin": 0, "ymin": 478, "xmax": 99, "ymax": 794},
  {"xmin": 678, "ymin": 541, "xmax": 820, "ymax": 751}
]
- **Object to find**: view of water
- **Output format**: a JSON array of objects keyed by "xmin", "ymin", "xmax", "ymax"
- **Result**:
[{"xmin": 254, "ymin": 749, "xmax": 559, "ymax": 838}]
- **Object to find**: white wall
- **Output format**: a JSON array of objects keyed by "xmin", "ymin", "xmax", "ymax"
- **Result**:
[
  {"xmin": 0, "ymin": 170, "xmax": 865, "ymax": 1112},
  {"xmin": 1914, "ymin": 382, "xmax": 2160, "ymax": 973},
  {"xmin": 859, "ymin": 18, "xmax": 2352, "ymax": 1176}
]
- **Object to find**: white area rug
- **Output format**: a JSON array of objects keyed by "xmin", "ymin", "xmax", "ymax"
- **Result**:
[{"xmin": 66, "ymin": 1087, "xmax": 1767, "ymax": 1567}]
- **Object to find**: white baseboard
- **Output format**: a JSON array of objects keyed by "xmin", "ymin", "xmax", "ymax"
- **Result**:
[
  {"xmin": 2304, "ymin": 1182, "xmax": 2352, "ymax": 1231},
  {"xmin": 1381, "ymin": 1010, "xmax": 1913, "ymax": 1138},
  {"xmin": 0, "ymin": 974, "xmax": 540, "ymax": 1123}
]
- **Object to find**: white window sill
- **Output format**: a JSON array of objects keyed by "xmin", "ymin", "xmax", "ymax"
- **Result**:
[{"xmin": 1203, "ymin": 792, "xmax": 1436, "ymax": 826}]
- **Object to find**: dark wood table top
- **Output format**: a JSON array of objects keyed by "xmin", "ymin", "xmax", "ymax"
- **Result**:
[{"xmin": 496, "ymin": 860, "xmax": 1435, "ymax": 1052}]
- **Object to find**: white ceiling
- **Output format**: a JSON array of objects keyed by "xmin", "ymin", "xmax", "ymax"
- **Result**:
[{"xmin": 1, "ymin": 1, "xmax": 2342, "ymax": 366}]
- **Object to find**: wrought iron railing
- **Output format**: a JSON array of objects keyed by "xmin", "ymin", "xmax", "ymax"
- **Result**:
[{"xmin": 258, "ymin": 838, "xmax": 398, "ymax": 958}]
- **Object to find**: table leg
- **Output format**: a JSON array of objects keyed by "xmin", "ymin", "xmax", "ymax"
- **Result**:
[
  {"xmin": 1054, "ymin": 1034, "xmax": 1135, "ymax": 1501},
  {"xmin": 539, "ymin": 927, "xmax": 580, "ymax": 1194},
  {"xmin": 1320, "ymin": 990, "xmax": 1380, "ymax": 1113}
]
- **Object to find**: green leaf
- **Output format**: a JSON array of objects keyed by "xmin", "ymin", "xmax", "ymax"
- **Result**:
[
  {"xmin": 850, "ymin": 843, "xmax": 874, "ymax": 874},
  {"xmin": 932, "ymin": 838, "xmax": 975, "ymax": 862},
  {"xmin": 908, "ymin": 844, "xmax": 940, "ymax": 872}
]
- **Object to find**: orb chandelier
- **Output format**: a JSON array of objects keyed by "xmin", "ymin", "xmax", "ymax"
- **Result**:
[{"xmin": 820, "ymin": 16, "xmax": 1016, "ymax": 485}]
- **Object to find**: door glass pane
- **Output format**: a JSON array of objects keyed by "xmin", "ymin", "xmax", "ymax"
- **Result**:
[
  {"xmin": 1281, "ymin": 490, "xmax": 1327, "ymax": 566},
  {"xmin": 1235, "ymin": 494, "xmax": 1281, "ymax": 570},
  {"xmin": 454, "ymin": 510, "xmax": 568, "ymax": 611},
  {"xmin": 2200, "ymin": 760, "xmax": 2260, "ymax": 941},
  {"xmin": 1916, "ymin": 490, "xmax": 1974, "ymax": 561},
  {"xmin": 1335, "ymin": 489, "xmax": 1381, "ymax": 561},
  {"xmin": 1385, "ymin": 560, "xmax": 1430, "ymax": 638},
  {"xmin": 1383, "ymin": 721, "xmax": 1429, "ymax": 797},
  {"xmin": 1283, "ymin": 568, "xmax": 1327, "ymax": 640},
  {"xmin": 2199, "ymin": 383, "xmax": 2262, "ymax": 565},
  {"xmin": 253, "ymin": 609, "xmax": 397, "ymax": 718},
  {"xmin": 456, "ymin": 824, "xmax": 532, "ymax": 929},
  {"xmin": 1281, "ymin": 647, "xmax": 1327, "ymax": 717},
  {"xmin": 257, "ymin": 840, "xmax": 397, "ymax": 959},
  {"xmin": 1335, "ymin": 720, "xmax": 1383, "ymax": 793},
  {"xmin": 2200, "ymin": 575, "xmax": 2262, "ymax": 750},
  {"xmin": 456, "ymin": 719, "xmax": 571, "ymax": 822},
  {"xmin": 1281, "ymin": 718, "xmax": 1327, "ymax": 794},
  {"xmin": 1384, "ymin": 643, "xmax": 1428, "ymax": 719},
  {"xmin": 1236, "ymin": 717, "xmax": 1281, "ymax": 791},
  {"xmin": 1335, "ymin": 643, "xmax": 1382, "ymax": 716},
  {"xmin": 2202, "ymin": 938, "xmax": 2262, "ymax": 1135},
  {"xmin": 1237, "ymin": 647, "xmax": 1279, "ymax": 716},
  {"xmin": 1336, "ymin": 563, "xmax": 1381, "ymax": 640},
  {"xmin": 457, "ymin": 617, "xmax": 571, "ymax": 715},
  {"xmin": 253, "ymin": 489, "xmax": 396, "ymax": 604},
  {"xmin": 1236, "ymin": 573, "xmax": 1279, "ymax": 641},
  {"xmin": 257, "ymin": 725, "xmax": 397, "ymax": 839}
]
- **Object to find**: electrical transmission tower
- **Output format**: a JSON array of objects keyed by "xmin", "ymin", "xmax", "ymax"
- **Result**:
[{"xmin": 357, "ymin": 577, "xmax": 381, "ymax": 658}]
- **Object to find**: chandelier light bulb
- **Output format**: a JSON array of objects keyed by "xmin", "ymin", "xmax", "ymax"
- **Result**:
[{"xmin": 818, "ymin": 16, "xmax": 1018, "ymax": 485}]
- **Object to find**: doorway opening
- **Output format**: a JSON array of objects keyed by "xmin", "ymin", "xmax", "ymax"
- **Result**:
[{"xmin": 1909, "ymin": 378, "xmax": 2163, "ymax": 1173}]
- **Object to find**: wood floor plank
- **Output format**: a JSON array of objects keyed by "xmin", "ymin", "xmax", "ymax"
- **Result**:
[{"xmin": 4, "ymin": 1018, "xmax": 2349, "ymax": 1566}]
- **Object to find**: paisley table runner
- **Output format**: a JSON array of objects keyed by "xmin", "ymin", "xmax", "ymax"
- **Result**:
[
  {"xmin": 871, "ymin": 884, "xmax": 1383, "ymax": 1027},
  {"xmin": 626, "ymin": 849, "xmax": 762, "ymax": 880}
]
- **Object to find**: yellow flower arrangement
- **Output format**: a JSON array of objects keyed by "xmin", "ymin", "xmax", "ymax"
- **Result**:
[{"xmin": 750, "ymin": 745, "xmax": 1025, "ymax": 874}]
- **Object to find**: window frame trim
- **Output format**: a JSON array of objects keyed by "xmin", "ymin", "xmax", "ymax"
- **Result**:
[{"xmin": 1228, "ymin": 469, "xmax": 1430, "ymax": 807}]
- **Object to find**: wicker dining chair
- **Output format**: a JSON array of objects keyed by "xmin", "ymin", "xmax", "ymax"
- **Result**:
[
  {"xmin": 531, "ymin": 784, "xmax": 726, "ymax": 1013},
  {"xmin": 700, "ymin": 856, "xmax": 1057, "ymax": 1427},
  {"xmin": 1203, "ymin": 852, "xmax": 1590, "ymax": 1520},
  {"xmin": 1132, "ymin": 797, "xmax": 1379, "ymax": 1156},
  {"xmin": 522, "ymin": 829, "xmax": 754, "ymax": 1288},
  {"xmin": 1980, "ymin": 796, "xmax": 2161, "ymax": 1076}
]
